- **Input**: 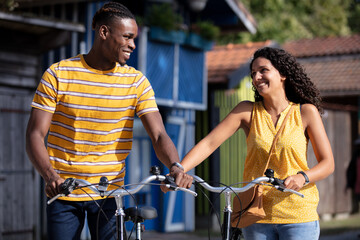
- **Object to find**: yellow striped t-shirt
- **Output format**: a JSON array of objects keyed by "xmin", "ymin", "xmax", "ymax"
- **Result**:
[
  {"xmin": 32, "ymin": 54, "xmax": 159, "ymax": 201},
  {"xmin": 243, "ymin": 102, "xmax": 319, "ymax": 223}
]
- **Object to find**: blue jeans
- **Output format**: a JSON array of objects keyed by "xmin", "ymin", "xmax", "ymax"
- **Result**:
[
  {"xmin": 242, "ymin": 221, "xmax": 320, "ymax": 240},
  {"xmin": 47, "ymin": 198, "xmax": 117, "ymax": 240}
]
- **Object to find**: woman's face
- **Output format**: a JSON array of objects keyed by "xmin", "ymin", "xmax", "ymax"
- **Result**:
[{"xmin": 251, "ymin": 57, "xmax": 286, "ymax": 97}]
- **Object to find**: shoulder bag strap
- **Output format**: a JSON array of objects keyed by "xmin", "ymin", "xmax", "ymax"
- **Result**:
[{"xmin": 263, "ymin": 104, "xmax": 295, "ymax": 173}]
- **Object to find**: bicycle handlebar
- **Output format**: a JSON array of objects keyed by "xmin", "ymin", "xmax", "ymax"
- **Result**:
[
  {"xmin": 47, "ymin": 167, "xmax": 304, "ymax": 205},
  {"xmin": 47, "ymin": 174, "xmax": 198, "ymax": 205},
  {"xmin": 192, "ymin": 174, "xmax": 304, "ymax": 198}
]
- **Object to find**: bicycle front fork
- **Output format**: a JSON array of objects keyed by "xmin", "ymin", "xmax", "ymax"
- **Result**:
[
  {"xmin": 115, "ymin": 196, "xmax": 127, "ymax": 240},
  {"xmin": 222, "ymin": 210, "xmax": 232, "ymax": 240},
  {"xmin": 115, "ymin": 209, "xmax": 127, "ymax": 240},
  {"xmin": 222, "ymin": 192, "xmax": 243, "ymax": 240},
  {"xmin": 222, "ymin": 210, "xmax": 242, "ymax": 240},
  {"xmin": 222, "ymin": 192, "xmax": 232, "ymax": 240}
]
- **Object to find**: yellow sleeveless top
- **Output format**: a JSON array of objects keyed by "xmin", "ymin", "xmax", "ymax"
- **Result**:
[{"xmin": 243, "ymin": 102, "xmax": 319, "ymax": 223}]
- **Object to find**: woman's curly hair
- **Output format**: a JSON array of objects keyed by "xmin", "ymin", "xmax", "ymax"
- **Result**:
[
  {"xmin": 250, "ymin": 47, "xmax": 323, "ymax": 114},
  {"xmin": 92, "ymin": 2, "xmax": 135, "ymax": 29}
]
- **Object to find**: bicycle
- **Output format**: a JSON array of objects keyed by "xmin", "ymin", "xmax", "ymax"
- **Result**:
[
  {"xmin": 192, "ymin": 168, "xmax": 304, "ymax": 240},
  {"xmin": 47, "ymin": 167, "xmax": 303, "ymax": 240},
  {"xmin": 47, "ymin": 166, "xmax": 197, "ymax": 240}
]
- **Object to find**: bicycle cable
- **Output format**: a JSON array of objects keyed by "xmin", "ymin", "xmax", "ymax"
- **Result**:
[
  {"xmin": 194, "ymin": 180, "xmax": 245, "ymax": 240},
  {"xmin": 76, "ymin": 181, "xmax": 173, "ymax": 240}
]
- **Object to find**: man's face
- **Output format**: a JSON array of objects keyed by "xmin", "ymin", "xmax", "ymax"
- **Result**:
[{"xmin": 103, "ymin": 18, "xmax": 138, "ymax": 66}]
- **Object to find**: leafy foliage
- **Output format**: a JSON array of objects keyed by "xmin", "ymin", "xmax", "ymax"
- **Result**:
[
  {"xmin": 218, "ymin": 0, "xmax": 360, "ymax": 44},
  {"xmin": 348, "ymin": 0, "xmax": 360, "ymax": 32},
  {"xmin": 146, "ymin": 3, "xmax": 183, "ymax": 31},
  {"xmin": 0, "ymin": 0, "xmax": 18, "ymax": 11},
  {"xmin": 192, "ymin": 21, "xmax": 220, "ymax": 41}
]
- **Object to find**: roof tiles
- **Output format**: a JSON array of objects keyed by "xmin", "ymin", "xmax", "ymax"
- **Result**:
[
  {"xmin": 207, "ymin": 35, "xmax": 360, "ymax": 96},
  {"xmin": 282, "ymin": 35, "xmax": 360, "ymax": 58},
  {"xmin": 283, "ymin": 34, "xmax": 360, "ymax": 96}
]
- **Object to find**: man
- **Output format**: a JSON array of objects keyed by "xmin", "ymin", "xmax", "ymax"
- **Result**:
[{"xmin": 26, "ymin": 2, "xmax": 192, "ymax": 239}]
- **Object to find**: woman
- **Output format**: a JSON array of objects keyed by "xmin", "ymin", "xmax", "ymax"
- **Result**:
[{"xmin": 178, "ymin": 47, "xmax": 334, "ymax": 240}]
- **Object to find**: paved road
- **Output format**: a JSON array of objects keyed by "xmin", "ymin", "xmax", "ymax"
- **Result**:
[
  {"xmin": 139, "ymin": 229, "xmax": 360, "ymax": 240},
  {"xmin": 320, "ymin": 230, "xmax": 360, "ymax": 240}
]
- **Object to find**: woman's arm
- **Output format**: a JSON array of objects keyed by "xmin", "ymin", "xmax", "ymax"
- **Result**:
[
  {"xmin": 181, "ymin": 101, "xmax": 253, "ymax": 172},
  {"xmin": 284, "ymin": 104, "xmax": 335, "ymax": 190}
]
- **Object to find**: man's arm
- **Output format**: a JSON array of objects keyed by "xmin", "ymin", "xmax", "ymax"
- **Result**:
[
  {"xmin": 140, "ymin": 111, "xmax": 192, "ymax": 188},
  {"xmin": 26, "ymin": 108, "xmax": 64, "ymax": 197}
]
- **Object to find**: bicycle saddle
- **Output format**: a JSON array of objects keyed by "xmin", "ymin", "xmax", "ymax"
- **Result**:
[{"xmin": 124, "ymin": 206, "xmax": 158, "ymax": 222}]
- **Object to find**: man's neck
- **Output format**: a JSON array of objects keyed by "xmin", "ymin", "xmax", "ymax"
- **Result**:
[{"xmin": 84, "ymin": 50, "xmax": 116, "ymax": 71}]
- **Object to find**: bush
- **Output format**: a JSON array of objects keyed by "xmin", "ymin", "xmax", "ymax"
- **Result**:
[
  {"xmin": 146, "ymin": 3, "xmax": 183, "ymax": 31},
  {"xmin": 192, "ymin": 21, "xmax": 220, "ymax": 41}
]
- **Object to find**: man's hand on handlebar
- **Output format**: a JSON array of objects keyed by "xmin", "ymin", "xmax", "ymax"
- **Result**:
[{"xmin": 45, "ymin": 175, "xmax": 65, "ymax": 198}]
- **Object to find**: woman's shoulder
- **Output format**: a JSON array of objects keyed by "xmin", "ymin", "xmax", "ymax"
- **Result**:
[
  {"xmin": 300, "ymin": 103, "xmax": 319, "ymax": 115},
  {"xmin": 232, "ymin": 101, "xmax": 254, "ymax": 131},
  {"xmin": 300, "ymin": 103, "xmax": 321, "ymax": 127},
  {"xmin": 234, "ymin": 100, "xmax": 255, "ymax": 111},
  {"xmin": 230, "ymin": 101, "xmax": 255, "ymax": 118}
]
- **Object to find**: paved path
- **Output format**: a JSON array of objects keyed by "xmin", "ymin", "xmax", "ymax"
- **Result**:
[
  {"xmin": 138, "ymin": 229, "xmax": 360, "ymax": 240},
  {"xmin": 320, "ymin": 230, "xmax": 360, "ymax": 240},
  {"xmin": 141, "ymin": 231, "xmax": 212, "ymax": 240}
]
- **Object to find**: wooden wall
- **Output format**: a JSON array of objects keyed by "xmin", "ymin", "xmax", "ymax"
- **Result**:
[
  {"xmin": 308, "ymin": 108, "xmax": 352, "ymax": 216},
  {"xmin": 0, "ymin": 87, "xmax": 39, "ymax": 240},
  {"xmin": 0, "ymin": 50, "xmax": 41, "ymax": 240}
]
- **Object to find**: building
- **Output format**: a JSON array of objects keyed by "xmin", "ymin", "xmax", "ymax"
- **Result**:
[{"xmin": 0, "ymin": 0, "xmax": 257, "ymax": 238}]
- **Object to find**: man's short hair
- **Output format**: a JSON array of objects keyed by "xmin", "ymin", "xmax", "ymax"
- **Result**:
[{"xmin": 92, "ymin": 2, "xmax": 135, "ymax": 29}]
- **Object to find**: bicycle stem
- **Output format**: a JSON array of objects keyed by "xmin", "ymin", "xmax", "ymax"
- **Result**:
[{"xmin": 224, "ymin": 191, "xmax": 232, "ymax": 212}]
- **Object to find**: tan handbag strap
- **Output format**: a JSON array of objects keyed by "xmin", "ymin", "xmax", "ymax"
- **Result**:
[{"xmin": 263, "ymin": 104, "xmax": 295, "ymax": 173}]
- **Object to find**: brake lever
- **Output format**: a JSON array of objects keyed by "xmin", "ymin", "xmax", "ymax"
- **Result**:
[
  {"xmin": 164, "ymin": 175, "xmax": 178, "ymax": 190},
  {"xmin": 272, "ymin": 177, "xmax": 304, "ymax": 198},
  {"xmin": 60, "ymin": 178, "xmax": 78, "ymax": 195},
  {"xmin": 47, "ymin": 178, "xmax": 79, "ymax": 205},
  {"xmin": 272, "ymin": 178, "xmax": 286, "ymax": 191},
  {"xmin": 163, "ymin": 175, "xmax": 197, "ymax": 196}
]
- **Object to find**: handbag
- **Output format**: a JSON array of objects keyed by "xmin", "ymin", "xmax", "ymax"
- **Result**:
[{"xmin": 230, "ymin": 104, "xmax": 295, "ymax": 228}]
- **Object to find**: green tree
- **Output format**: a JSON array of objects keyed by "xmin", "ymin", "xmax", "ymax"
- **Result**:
[
  {"xmin": 348, "ymin": 0, "xmax": 360, "ymax": 33},
  {"xmin": 219, "ymin": 0, "xmax": 359, "ymax": 44}
]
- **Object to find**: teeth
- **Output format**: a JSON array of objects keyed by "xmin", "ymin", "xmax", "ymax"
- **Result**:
[{"xmin": 124, "ymin": 52, "xmax": 130, "ymax": 57}]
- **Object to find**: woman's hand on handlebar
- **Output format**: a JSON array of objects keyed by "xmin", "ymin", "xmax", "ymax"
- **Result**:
[
  {"xmin": 283, "ymin": 174, "xmax": 306, "ymax": 192},
  {"xmin": 160, "ymin": 168, "xmax": 193, "ymax": 193},
  {"xmin": 171, "ymin": 167, "xmax": 193, "ymax": 188}
]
